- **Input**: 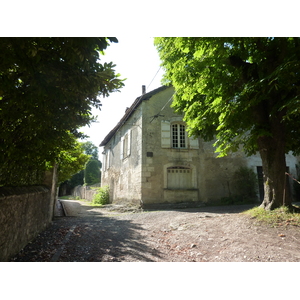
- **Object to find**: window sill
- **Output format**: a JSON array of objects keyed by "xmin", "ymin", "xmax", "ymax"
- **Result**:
[{"xmin": 167, "ymin": 148, "xmax": 189, "ymax": 152}]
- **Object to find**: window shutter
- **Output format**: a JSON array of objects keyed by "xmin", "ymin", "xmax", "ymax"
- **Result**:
[
  {"xmin": 161, "ymin": 121, "xmax": 171, "ymax": 148},
  {"xmin": 107, "ymin": 149, "xmax": 111, "ymax": 168},
  {"xmin": 127, "ymin": 130, "xmax": 131, "ymax": 156},
  {"xmin": 189, "ymin": 136, "xmax": 199, "ymax": 149},
  {"xmin": 102, "ymin": 153, "xmax": 106, "ymax": 171},
  {"xmin": 120, "ymin": 137, "xmax": 124, "ymax": 160}
]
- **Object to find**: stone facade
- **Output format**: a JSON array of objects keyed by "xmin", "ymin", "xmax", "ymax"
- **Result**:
[
  {"xmin": 101, "ymin": 98, "xmax": 143, "ymax": 206},
  {"xmin": 100, "ymin": 86, "xmax": 299, "ymax": 208}
]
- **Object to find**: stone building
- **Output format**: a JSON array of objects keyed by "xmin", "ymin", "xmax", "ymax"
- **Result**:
[{"xmin": 100, "ymin": 86, "xmax": 299, "ymax": 208}]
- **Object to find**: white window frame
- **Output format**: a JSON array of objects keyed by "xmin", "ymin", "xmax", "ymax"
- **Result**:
[{"xmin": 171, "ymin": 123, "xmax": 187, "ymax": 149}]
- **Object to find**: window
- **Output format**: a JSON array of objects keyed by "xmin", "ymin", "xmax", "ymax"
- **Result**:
[
  {"xmin": 167, "ymin": 166, "xmax": 193, "ymax": 189},
  {"xmin": 106, "ymin": 149, "xmax": 111, "ymax": 169},
  {"xmin": 102, "ymin": 148, "xmax": 111, "ymax": 171},
  {"xmin": 120, "ymin": 130, "xmax": 131, "ymax": 160},
  {"xmin": 172, "ymin": 123, "xmax": 186, "ymax": 148},
  {"xmin": 123, "ymin": 134, "xmax": 128, "ymax": 157},
  {"xmin": 161, "ymin": 120, "xmax": 199, "ymax": 149}
]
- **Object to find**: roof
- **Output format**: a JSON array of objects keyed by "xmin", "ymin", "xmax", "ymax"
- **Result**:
[{"xmin": 99, "ymin": 85, "xmax": 169, "ymax": 147}]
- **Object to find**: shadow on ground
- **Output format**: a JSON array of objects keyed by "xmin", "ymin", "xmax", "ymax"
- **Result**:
[
  {"xmin": 57, "ymin": 216, "xmax": 161, "ymax": 262},
  {"xmin": 11, "ymin": 212, "xmax": 162, "ymax": 262}
]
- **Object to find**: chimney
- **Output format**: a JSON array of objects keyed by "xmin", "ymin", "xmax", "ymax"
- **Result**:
[{"xmin": 142, "ymin": 85, "xmax": 146, "ymax": 95}]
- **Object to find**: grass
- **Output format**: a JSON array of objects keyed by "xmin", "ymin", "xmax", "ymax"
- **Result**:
[{"xmin": 243, "ymin": 205, "xmax": 300, "ymax": 227}]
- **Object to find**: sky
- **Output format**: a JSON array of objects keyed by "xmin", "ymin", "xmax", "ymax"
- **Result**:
[{"xmin": 80, "ymin": 37, "xmax": 165, "ymax": 153}]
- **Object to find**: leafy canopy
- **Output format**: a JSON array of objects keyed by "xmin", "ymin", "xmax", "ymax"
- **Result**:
[
  {"xmin": 82, "ymin": 141, "xmax": 100, "ymax": 161},
  {"xmin": 154, "ymin": 37, "xmax": 300, "ymax": 157},
  {"xmin": 84, "ymin": 159, "xmax": 101, "ymax": 186},
  {"xmin": 57, "ymin": 139, "xmax": 90, "ymax": 184},
  {"xmin": 0, "ymin": 37, "xmax": 124, "ymax": 186}
]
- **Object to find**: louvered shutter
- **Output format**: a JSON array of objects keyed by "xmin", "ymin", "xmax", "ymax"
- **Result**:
[
  {"xmin": 127, "ymin": 130, "xmax": 131, "ymax": 156},
  {"xmin": 107, "ymin": 149, "xmax": 111, "ymax": 168},
  {"xmin": 189, "ymin": 136, "xmax": 199, "ymax": 149},
  {"xmin": 120, "ymin": 137, "xmax": 124, "ymax": 160},
  {"xmin": 102, "ymin": 153, "xmax": 106, "ymax": 171},
  {"xmin": 161, "ymin": 121, "xmax": 171, "ymax": 148}
]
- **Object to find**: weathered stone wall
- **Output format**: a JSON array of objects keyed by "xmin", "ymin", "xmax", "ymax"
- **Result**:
[
  {"xmin": 141, "ymin": 87, "xmax": 206, "ymax": 205},
  {"xmin": 101, "ymin": 107, "xmax": 143, "ymax": 206},
  {"xmin": 0, "ymin": 186, "xmax": 51, "ymax": 261},
  {"xmin": 71, "ymin": 184, "xmax": 100, "ymax": 202}
]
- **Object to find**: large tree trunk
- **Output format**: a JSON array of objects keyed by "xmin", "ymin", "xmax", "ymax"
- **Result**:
[
  {"xmin": 256, "ymin": 109, "xmax": 292, "ymax": 210},
  {"xmin": 258, "ymin": 136, "xmax": 291, "ymax": 210}
]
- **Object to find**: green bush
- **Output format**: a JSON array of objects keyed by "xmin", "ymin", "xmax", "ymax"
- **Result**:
[
  {"xmin": 221, "ymin": 166, "xmax": 258, "ymax": 205},
  {"xmin": 231, "ymin": 166, "xmax": 258, "ymax": 203},
  {"xmin": 92, "ymin": 185, "xmax": 109, "ymax": 205}
]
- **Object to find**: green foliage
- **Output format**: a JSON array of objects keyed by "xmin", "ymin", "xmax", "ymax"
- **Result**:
[
  {"xmin": 84, "ymin": 159, "xmax": 101, "ymax": 186},
  {"xmin": 92, "ymin": 185, "xmax": 109, "ymax": 205},
  {"xmin": 155, "ymin": 37, "xmax": 300, "ymax": 209},
  {"xmin": 68, "ymin": 170, "xmax": 85, "ymax": 187},
  {"xmin": 232, "ymin": 166, "xmax": 258, "ymax": 201},
  {"xmin": 0, "ymin": 37, "xmax": 124, "ymax": 186},
  {"xmin": 57, "ymin": 139, "xmax": 90, "ymax": 183},
  {"xmin": 220, "ymin": 167, "xmax": 258, "ymax": 205},
  {"xmin": 82, "ymin": 141, "xmax": 100, "ymax": 161},
  {"xmin": 59, "ymin": 141, "xmax": 102, "ymax": 195},
  {"xmin": 154, "ymin": 37, "xmax": 300, "ymax": 156}
]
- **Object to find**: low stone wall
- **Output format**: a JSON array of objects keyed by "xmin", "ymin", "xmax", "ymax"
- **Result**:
[
  {"xmin": 0, "ymin": 186, "xmax": 52, "ymax": 261},
  {"xmin": 71, "ymin": 185, "xmax": 99, "ymax": 202}
]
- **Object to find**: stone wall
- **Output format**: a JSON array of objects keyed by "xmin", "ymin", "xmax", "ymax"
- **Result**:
[
  {"xmin": 71, "ymin": 184, "xmax": 100, "ymax": 202},
  {"xmin": 0, "ymin": 186, "xmax": 52, "ymax": 261},
  {"xmin": 101, "ymin": 107, "xmax": 143, "ymax": 206}
]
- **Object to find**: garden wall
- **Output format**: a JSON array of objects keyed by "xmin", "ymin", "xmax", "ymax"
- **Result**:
[
  {"xmin": 0, "ymin": 186, "xmax": 53, "ymax": 261},
  {"xmin": 71, "ymin": 184, "xmax": 100, "ymax": 202}
]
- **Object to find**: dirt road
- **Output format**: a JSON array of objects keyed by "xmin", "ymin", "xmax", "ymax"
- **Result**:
[{"xmin": 10, "ymin": 200, "xmax": 300, "ymax": 262}]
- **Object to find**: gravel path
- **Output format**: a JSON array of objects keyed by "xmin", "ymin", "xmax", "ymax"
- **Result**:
[{"xmin": 10, "ymin": 200, "xmax": 300, "ymax": 262}]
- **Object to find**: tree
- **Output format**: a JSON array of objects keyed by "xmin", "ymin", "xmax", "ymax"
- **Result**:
[
  {"xmin": 59, "ymin": 141, "xmax": 102, "ymax": 195},
  {"xmin": 68, "ymin": 170, "xmax": 84, "ymax": 187},
  {"xmin": 56, "ymin": 139, "xmax": 90, "ymax": 184},
  {"xmin": 82, "ymin": 141, "xmax": 100, "ymax": 160},
  {"xmin": 82, "ymin": 141, "xmax": 102, "ymax": 170},
  {"xmin": 155, "ymin": 37, "xmax": 300, "ymax": 210},
  {"xmin": 82, "ymin": 140, "xmax": 102, "ymax": 185},
  {"xmin": 84, "ymin": 159, "xmax": 101, "ymax": 186},
  {"xmin": 0, "ymin": 37, "xmax": 124, "ymax": 186}
]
